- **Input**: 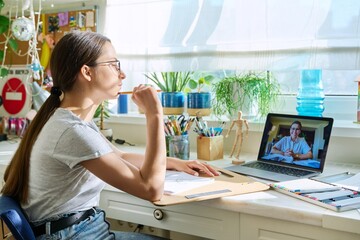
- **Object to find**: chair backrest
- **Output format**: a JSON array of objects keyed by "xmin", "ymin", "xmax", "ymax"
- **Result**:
[{"xmin": 0, "ymin": 196, "xmax": 35, "ymax": 240}]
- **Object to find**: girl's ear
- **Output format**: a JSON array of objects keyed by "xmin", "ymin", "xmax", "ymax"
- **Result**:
[{"xmin": 81, "ymin": 65, "xmax": 92, "ymax": 81}]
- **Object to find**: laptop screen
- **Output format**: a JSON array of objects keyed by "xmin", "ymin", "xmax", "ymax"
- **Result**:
[{"xmin": 257, "ymin": 113, "xmax": 333, "ymax": 172}]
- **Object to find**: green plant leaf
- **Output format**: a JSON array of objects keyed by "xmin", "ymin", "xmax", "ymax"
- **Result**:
[
  {"xmin": 0, "ymin": 15, "xmax": 9, "ymax": 34},
  {"xmin": 198, "ymin": 77, "xmax": 205, "ymax": 85},
  {"xmin": 0, "ymin": 67, "xmax": 9, "ymax": 77},
  {"xmin": 186, "ymin": 73, "xmax": 215, "ymax": 93},
  {"xmin": 0, "ymin": 50, "xmax": 4, "ymax": 62},
  {"xmin": 204, "ymin": 75, "xmax": 214, "ymax": 83},
  {"xmin": 144, "ymin": 72, "xmax": 167, "ymax": 91},
  {"xmin": 188, "ymin": 79, "xmax": 198, "ymax": 89},
  {"xmin": 8, "ymin": 38, "xmax": 18, "ymax": 52},
  {"xmin": 94, "ymin": 100, "xmax": 110, "ymax": 118},
  {"xmin": 145, "ymin": 71, "xmax": 192, "ymax": 92}
]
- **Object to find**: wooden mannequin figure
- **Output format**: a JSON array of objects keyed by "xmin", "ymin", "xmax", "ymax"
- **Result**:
[{"xmin": 225, "ymin": 111, "xmax": 249, "ymax": 164}]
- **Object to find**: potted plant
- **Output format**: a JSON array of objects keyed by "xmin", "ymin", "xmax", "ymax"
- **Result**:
[
  {"xmin": 144, "ymin": 71, "xmax": 192, "ymax": 115},
  {"xmin": 186, "ymin": 72, "xmax": 215, "ymax": 116},
  {"xmin": 212, "ymin": 71, "xmax": 280, "ymax": 119},
  {"xmin": 94, "ymin": 100, "xmax": 113, "ymax": 141}
]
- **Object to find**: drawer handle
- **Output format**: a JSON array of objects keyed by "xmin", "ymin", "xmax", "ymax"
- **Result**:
[{"xmin": 153, "ymin": 209, "xmax": 164, "ymax": 220}]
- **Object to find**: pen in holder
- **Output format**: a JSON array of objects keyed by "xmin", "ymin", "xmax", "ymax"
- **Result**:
[
  {"xmin": 165, "ymin": 135, "xmax": 171, "ymax": 157},
  {"xmin": 197, "ymin": 135, "xmax": 223, "ymax": 161},
  {"xmin": 164, "ymin": 115, "xmax": 194, "ymax": 160}
]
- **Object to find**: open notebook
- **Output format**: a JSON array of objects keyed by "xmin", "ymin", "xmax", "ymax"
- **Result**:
[{"xmin": 226, "ymin": 113, "xmax": 334, "ymax": 182}]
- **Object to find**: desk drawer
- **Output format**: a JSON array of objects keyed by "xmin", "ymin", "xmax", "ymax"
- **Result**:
[{"xmin": 100, "ymin": 190, "xmax": 239, "ymax": 240}]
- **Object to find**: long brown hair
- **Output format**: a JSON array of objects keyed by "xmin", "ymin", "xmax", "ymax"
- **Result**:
[{"xmin": 1, "ymin": 31, "xmax": 110, "ymax": 203}]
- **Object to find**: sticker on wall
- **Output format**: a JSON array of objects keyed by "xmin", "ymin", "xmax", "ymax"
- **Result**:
[
  {"xmin": 2, "ymin": 77, "xmax": 26, "ymax": 115},
  {"xmin": 48, "ymin": 15, "xmax": 59, "ymax": 32},
  {"xmin": 77, "ymin": 12, "xmax": 86, "ymax": 29},
  {"xmin": 0, "ymin": 72, "xmax": 32, "ymax": 117},
  {"xmin": 69, "ymin": 16, "xmax": 77, "ymax": 27},
  {"xmin": 58, "ymin": 12, "xmax": 69, "ymax": 27},
  {"xmin": 86, "ymin": 11, "xmax": 94, "ymax": 27}
]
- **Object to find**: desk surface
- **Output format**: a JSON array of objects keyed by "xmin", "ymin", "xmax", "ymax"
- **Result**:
[
  {"xmin": 1, "ymin": 140, "xmax": 359, "ymax": 236},
  {"xmin": 107, "ymin": 144, "xmax": 360, "ymax": 235}
]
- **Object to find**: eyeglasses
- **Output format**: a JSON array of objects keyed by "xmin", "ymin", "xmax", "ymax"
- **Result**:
[{"xmin": 93, "ymin": 59, "xmax": 121, "ymax": 73}]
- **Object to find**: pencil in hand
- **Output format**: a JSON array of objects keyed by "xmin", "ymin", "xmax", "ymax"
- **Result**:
[{"xmin": 118, "ymin": 89, "xmax": 162, "ymax": 95}]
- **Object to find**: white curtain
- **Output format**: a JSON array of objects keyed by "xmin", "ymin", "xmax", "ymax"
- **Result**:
[{"xmin": 104, "ymin": 0, "xmax": 360, "ymax": 73}]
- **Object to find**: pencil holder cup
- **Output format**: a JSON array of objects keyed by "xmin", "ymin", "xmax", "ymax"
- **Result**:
[
  {"xmin": 197, "ymin": 135, "xmax": 223, "ymax": 161},
  {"xmin": 168, "ymin": 134, "xmax": 190, "ymax": 160}
]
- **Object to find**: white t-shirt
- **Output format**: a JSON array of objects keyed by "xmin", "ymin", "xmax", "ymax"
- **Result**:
[
  {"xmin": 274, "ymin": 136, "xmax": 311, "ymax": 154},
  {"xmin": 22, "ymin": 108, "xmax": 113, "ymax": 222}
]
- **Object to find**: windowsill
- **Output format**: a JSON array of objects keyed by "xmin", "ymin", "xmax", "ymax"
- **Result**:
[{"xmin": 108, "ymin": 113, "xmax": 360, "ymax": 138}]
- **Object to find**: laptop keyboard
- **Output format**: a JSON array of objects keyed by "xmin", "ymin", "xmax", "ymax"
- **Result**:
[{"xmin": 245, "ymin": 162, "xmax": 314, "ymax": 177}]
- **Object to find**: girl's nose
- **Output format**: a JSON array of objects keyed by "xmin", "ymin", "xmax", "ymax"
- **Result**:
[{"xmin": 119, "ymin": 70, "xmax": 126, "ymax": 80}]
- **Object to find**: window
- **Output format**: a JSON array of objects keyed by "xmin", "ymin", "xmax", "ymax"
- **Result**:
[{"xmin": 104, "ymin": 0, "xmax": 360, "ymax": 120}]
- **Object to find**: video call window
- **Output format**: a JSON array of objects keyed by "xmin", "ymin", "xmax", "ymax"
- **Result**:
[{"xmin": 259, "ymin": 115, "xmax": 333, "ymax": 170}]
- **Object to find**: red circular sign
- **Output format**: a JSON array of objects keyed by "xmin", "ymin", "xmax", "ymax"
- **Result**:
[{"xmin": 2, "ymin": 77, "xmax": 26, "ymax": 115}]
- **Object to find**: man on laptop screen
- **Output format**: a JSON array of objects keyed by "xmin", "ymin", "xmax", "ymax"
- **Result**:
[
  {"xmin": 226, "ymin": 113, "xmax": 333, "ymax": 182},
  {"xmin": 267, "ymin": 120, "xmax": 313, "ymax": 164}
]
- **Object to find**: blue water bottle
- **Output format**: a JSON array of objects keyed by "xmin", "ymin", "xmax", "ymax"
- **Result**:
[{"xmin": 296, "ymin": 69, "xmax": 325, "ymax": 117}]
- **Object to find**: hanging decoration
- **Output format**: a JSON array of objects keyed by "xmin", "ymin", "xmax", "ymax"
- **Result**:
[
  {"xmin": 0, "ymin": 0, "xmax": 97, "ymax": 117},
  {"xmin": 22, "ymin": 0, "xmax": 31, "ymax": 11},
  {"xmin": 11, "ymin": 17, "xmax": 35, "ymax": 41},
  {"xmin": 0, "ymin": 0, "xmax": 46, "ymax": 118},
  {"xmin": 0, "ymin": 0, "xmax": 44, "ymax": 82}
]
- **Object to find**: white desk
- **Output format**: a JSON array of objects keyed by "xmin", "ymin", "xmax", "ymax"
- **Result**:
[
  {"xmin": 1, "ymin": 141, "xmax": 360, "ymax": 240},
  {"xmin": 100, "ymin": 145, "xmax": 360, "ymax": 240}
]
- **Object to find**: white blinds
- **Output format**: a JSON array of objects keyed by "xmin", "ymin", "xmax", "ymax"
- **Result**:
[{"xmin": 104, "ymin": 0, "xmax": 360, "ymax": 72}]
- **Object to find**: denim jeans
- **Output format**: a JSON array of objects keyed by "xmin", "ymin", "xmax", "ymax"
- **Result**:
[{"xmin": 35, "ymin": 209, "xmax": 167, "ymax": 240}]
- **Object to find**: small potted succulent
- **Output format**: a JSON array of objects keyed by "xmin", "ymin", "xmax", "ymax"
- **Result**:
[
  {"xmin": 186, "ymin": 72, "xmax": 215, "ymax": 116},
  {"xmin": 144, "ymin": 71, "xmax": 192, "ymax": 115}
]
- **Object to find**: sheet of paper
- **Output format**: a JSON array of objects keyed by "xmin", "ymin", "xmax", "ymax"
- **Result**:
[
  {"xmin": 164, "ymin": 170, "xmax": 214, "ymax": 195},
  {"xmin": 86, "ymin": 11, "xmax": 95, "ymax": 27},
  {"xmin": 333, "ymin": 172, "xmax": 360, "ymax": 191}
]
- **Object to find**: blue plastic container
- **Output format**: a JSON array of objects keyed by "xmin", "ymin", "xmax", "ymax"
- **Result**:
[
  {"xmin": 296, "ymin": 69, "xmax": 325, "ymax": 117},
  {"xmin": 117, "ymin": 94, "xmax": 128, "ymax": 114}
]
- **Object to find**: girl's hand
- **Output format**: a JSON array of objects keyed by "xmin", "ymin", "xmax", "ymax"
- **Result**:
[
  {"xmin": 131, "ymin": 84, "xmax": 162, "ymax": 115},
  {"xmin": 168, "ymin": 158, "xmax": 220, "ymax": 177}
]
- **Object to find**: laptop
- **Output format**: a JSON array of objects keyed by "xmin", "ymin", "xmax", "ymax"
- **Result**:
[{"xmin": 226, "ymin": 113, "xmax": 333, "ymax": 182}]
